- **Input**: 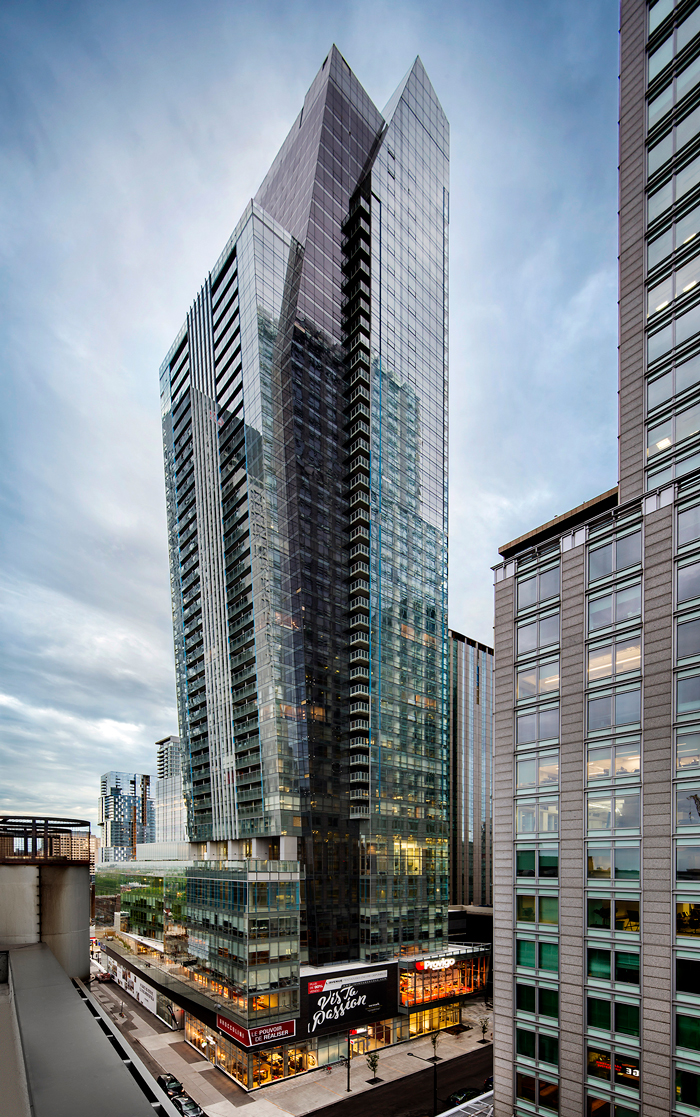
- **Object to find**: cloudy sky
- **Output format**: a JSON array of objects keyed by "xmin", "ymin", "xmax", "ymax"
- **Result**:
[{"xmin": 0, "ymin": 0, "xmax": 619, "ymax": 822}]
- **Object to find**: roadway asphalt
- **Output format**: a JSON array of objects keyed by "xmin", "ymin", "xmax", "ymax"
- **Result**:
[{"xmin": 309, "ymin": 1045, "xmax": 493, "ymax": 1117}]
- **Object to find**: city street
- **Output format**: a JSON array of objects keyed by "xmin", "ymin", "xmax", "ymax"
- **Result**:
[
  {"xmin": 89, "ymin": 968, "xmax": 492, "ymax": 1117},
  {"xmin": 309, "ymin": 1048, "xmax": 493, "ymax": 1117}
]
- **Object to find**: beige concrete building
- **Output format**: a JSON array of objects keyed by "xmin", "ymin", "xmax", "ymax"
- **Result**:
[{"xmin": 492, "ymin": 2, "xmax": 700, "ymax": 1114}]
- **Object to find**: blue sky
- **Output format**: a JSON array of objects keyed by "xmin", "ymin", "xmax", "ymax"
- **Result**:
[{"xmin": 0, "ymin": 0, "xmax": 620, "ymax": 821}]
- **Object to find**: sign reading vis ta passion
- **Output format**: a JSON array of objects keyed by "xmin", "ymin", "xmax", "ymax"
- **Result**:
[{"xmin": 304, "ymin": 967, "xmax": 392, "ymax": 1035}]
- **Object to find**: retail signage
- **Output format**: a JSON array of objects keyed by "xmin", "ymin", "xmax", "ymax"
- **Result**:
[
  {"xmin": 216, "ymin": 1014, "xmax": 296, "ymax": 1048},
  {"xmin": 305, "ymin": 969, "xmax": 389, "ymax": 1035},
  {"xmin": 109, "ymin": 964, "xmax": 157, "ymax": 1015},
  {"xmin": 415, "ymin": 957, "xmax": 456, "ymax": 971}
]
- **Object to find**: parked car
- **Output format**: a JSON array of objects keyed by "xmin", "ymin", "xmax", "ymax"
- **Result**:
[
  {"xmin": 447, "ymin": 1087, "xmax": 483, "ymax": 1106},
  {"xmin": 171, "ymin": 1094, "xmax": 205, "ymax": 1117},
  {"xmin": 156, "ymin": 1073, "xmax": 184, "ymax": 1099},
  {"xmin": 95, "ymin": 971, "xmax": 112, "ymax": 983},
  {"xmin": 483, "ymin": 1075, "xmax": 494, "ymax": 1090}
]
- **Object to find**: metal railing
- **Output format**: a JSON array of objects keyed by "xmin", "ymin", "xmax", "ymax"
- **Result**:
[{"xmin": 0, "ymin": 815, "xmax": 91, "ymax": 864}]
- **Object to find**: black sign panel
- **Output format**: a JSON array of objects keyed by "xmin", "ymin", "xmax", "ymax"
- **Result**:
[{"xmin": 301, "ymin": 963, "xmax": 398, "ymax": 1037}]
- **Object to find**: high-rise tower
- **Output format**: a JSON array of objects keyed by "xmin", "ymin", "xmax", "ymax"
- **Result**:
[
  {"xmin": 160, "ymin": 46, "xmax": 450, "ymax": 967},
  {"xmin": 493, "ymin": 2, "xmax": 700, "ymax": 1114}
]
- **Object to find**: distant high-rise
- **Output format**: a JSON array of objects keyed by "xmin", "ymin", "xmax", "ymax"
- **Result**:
[
  {"xmin": 98, "ymin": 772, "xmax": 154, "ymax": 862},
  {"xmin": 160, "ymin": 44, "xmax": 450, "ymax": 966},
  {"xmin": 492, "ymin": 2, "xmax": 700, "ymax": 1114},
  {"xmin": 448, "ymin": 630, "xmax": 494, "ymax": 908},
  {"xmin": 155, "ymin": 735, "xmax": 187, "ymax": 843}
]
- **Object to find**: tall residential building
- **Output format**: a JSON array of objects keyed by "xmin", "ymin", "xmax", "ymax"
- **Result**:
[
  {"xmin": 98, "ymin": 772, "xmax": 155, "ymax": 863},
  {"xmin": 97, "ymin": 47, "xmax": 488, "ymax": 1092},
  {"xmin": 155, "ymin": 735, "xmax": 187, "ymax": 843},
  {"xmin": 448, "ymin": 630, "xmax": 494, "ymax": 908},
  {"xmin": 160, "ymin": 45, "xmax": 450, "ymax": 967},
  {"xmin": 492, "ymin": 2, "xmax": 700, "ymax": 1115}
]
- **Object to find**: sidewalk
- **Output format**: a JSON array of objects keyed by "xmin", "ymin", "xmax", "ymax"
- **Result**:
[{"xmin": 92, "ymin": 972, "xmax": 492, "ymax": 1117}]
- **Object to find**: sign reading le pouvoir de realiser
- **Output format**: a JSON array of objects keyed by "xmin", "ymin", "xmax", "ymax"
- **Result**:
[{"xmin": 306, "ymin": 969, "xmax": 389, "ymax": 1034}]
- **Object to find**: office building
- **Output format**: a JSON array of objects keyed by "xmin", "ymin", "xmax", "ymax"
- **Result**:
[
  {"xmin": 99, "ymin": 46, "xmax": 489, "ymax": 1092},
  {"xmin": 98, "ymin": 772, "xmax": 155, "ymax": 863},
  {"xmin": 448, "ymin": 630, "xmax": 494, "ymax": 908},
  {"xmin": 155, "ymin": 735, "xmax": 187, "ymax": 843},
  {"xmin": 492, "ymin": 2, "xmax": 700, "ymax": 1114}
]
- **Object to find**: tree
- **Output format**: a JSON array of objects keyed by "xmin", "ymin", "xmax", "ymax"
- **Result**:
[
  {"xmin": 366, "ymin": 1050, "xmax": 380, "ymax": 1080},
  {"xmin": 478, "ymin": 1015, "xmax": 490, "ymax": 1043},
  {"xmin": 430, "ymin": 1030, "xmax": 442, "ymax": 1058}
]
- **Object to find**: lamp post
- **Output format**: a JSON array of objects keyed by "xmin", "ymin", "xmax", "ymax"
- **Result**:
[
  {"xmin": 407, "ymin": 1050, "xmax": 438, "ymax": 1117},
  {"xmin": 347, "ymin": 1029, "xmax": 352, "ymax": 1092}
]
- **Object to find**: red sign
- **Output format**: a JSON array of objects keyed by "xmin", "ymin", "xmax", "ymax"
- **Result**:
[{"xmin": 217, "ymin": 1014, "xmax": 296, "ymax": 1048}]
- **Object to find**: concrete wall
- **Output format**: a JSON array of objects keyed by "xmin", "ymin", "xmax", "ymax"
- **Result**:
[{"xmin": 0, "ymin": 864, "xmax": 89, "ymax": 980}]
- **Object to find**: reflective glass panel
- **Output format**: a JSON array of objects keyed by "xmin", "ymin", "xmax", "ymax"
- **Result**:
[
  {"xmin": 588, "ymin": 898, "xmax": 611, "ymax": 929},
  {"xmin": 614, "ymin": 793, "xmax": 640, "ymax": 829},
  {"xmin": 539, "ymin": 942, "xmax": 558, "ymax": 971},
  {"xmin": 615, "ymin": 1001, "xmax": 640, "ymax": 1038},
  {"xmin": 538, "ymin": 896, "xmax": 558, "ymax": 925},
  {"xmin": 615, "ymin": 641, "xmax": 641, "ymax": 675},
  {"xmin": 678, "ymin": 674, "xmax": 700, "ymax": 713},
  {"xmin": 539, "ymin": 567, "xmax": 560, "ymax": 601},
  {"xmin": 588, "ymin": 1046, "xmax": 611, "ymax": 1080},
  {"xmin": 615, "ymin": 846, "xmax": 640, "ymax": 881},
  {"xmin": 538, "ymin": 849, "xmax": 558, "ymax": 878},
  {"xmin": 516, "ymin": 849, "xmax": 536, "ymax": 878},
  {"xmin": 679, "ymin": 563, "xmax": 700, "ymax": 602},
  {"xmin": 516, "ymin": 758, "xmax": 537, "ymax": 789},
  {"xmin": 539, "ymin": 661, "xmax": 559, "ymax": 693},
  {"xmin": 516, "ymin": 801, "xmax": 537, "ymax": 834},
  {"xmin": 517, "ymin": 895, "xmax": 536, "ymax": 923},
  {"xmin": 616, "ymin": 584, "xmax": 642, "ymax": 622},
  {"xmin": 679, "ymin": 505, "xmax": 700, "ymax": 546},
  {"xmin": 615, "ymin": 899, "xmax": 640, "ymax": 932},
  {"xmin": 538, "ymin": 754, "xmax": 559, "ymax": 787},
  {"xmin": 588, "ymin": 948, "xmax": 611, "ymax": 980},
  {"xmin": 588, "ymin": 849, "xmax": 612, "ymax": 879},
  {"xmin": 590, "ymin": 545, "xmax": 613, "ymax": 581},
  {"xmin": 678, "ymin": 731, "xmax": 700, "ymax": 773},
  {"xmin": 590, "ymin": 595, "xmax": 613, "ymax": 630},
  {"xmin": 589, "ymin": 797, "xmax": 612, "ymax": 830},
  {"xmin": 678, "ymin": 618, "xmax": 700, "ymax": 658},
  {"xmin": 615, "ymin": 743, "xmax": 641, "ymax": 779},
  {"xmin": 677, "ymin": 785, "xmax": 700, "ymax": 827},
  {"xmin": 677, "ymin": 901, "xmax": 700, "ymax": 937},
  {"xmin": 588, "ymin": 996, "xmax": 611, "ymax": 1030},
  {"xmin": 614, "ymin": 952, "xmax": 640, "ymax": 984},
  {"xmin": 539, "ymin": 800, "xmax": 559, "ymax": 833},
  {"xmin": 518, "ymin": 578, "xmax": 536, "ymax": 610},
  {"xmin": 589, "ymin": 645, "xmax": 613, "ymax": 682},
  {"xmin": 516, "ymin": 939, "xmax": 536, "ymax": 967},
  {"xmin": 678, "ymin": 842, "xmax": 700, "ymax": 881},
  {"xmin": 588, "ymin": 748, "xmax": 612, "ymax": 781},
  {"xmin": 615, "ymin": 690, "xmax": 641, "ymax": 726}
]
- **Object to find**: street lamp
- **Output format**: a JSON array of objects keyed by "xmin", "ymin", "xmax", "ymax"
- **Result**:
[{"xmin": 407, "ymin": 1050, "xmax": 438, "ymax": 1117}]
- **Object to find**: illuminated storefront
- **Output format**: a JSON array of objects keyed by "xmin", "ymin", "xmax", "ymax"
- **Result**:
[{"xmin": 399, "ymin": 947, "xmax": 490, "ymax": 1008}]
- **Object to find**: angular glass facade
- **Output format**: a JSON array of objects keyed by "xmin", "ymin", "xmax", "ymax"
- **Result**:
[{"xmin": 160, "ymin": 46, "xmax": 449, "ymax": 967}]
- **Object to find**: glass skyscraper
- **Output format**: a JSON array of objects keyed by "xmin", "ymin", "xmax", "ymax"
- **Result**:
[
  {"xmin": 448, "ymin": 630, "xmax": 494, "ymax": 908},
  {"xmin": 98, "ymin": 772, "xmax": 155, "ymax": 862},
  {"xmin": 160, "ymin": 46, "xmax": 450, "ymax": 968}
]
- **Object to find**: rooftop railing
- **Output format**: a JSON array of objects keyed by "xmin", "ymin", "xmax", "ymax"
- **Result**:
[{"xmin": 0, "ymin": 815, "xmax": 91, "ymax": 864}]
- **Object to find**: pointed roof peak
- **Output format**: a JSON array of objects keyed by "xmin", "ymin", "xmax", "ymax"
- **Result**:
[{"xmin": 382, "ymin": 54, "xmax": 447, "ymax": 125}]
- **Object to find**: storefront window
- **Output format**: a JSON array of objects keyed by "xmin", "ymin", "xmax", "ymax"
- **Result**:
[
  {"xmin": 408, "ymin": 1003, "xmax": 460, "ymax": 1037},
  {"xmin": 400, "ymin": 953, "xmax": 489, "ymax": 1007}
]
